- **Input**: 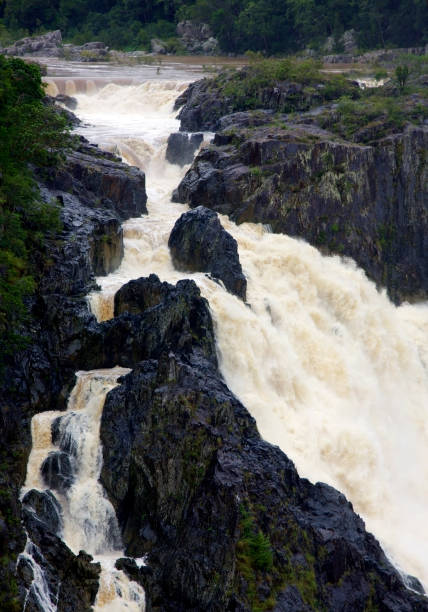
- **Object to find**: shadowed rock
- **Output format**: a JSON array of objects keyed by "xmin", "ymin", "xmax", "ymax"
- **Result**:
[
  {"xmin": 166, "ymin": 132, "xmax": 203, "ymax": 166},
  {"xmin": 114, "ymin": 274, "xmax": 173, "ymax": 316},
  {"xmin": 21, "ymin": 489, "xmax": 63, "ymax": 536},
  {"xmin": 168, "ymin": 206, "xmax": 247, "ymax": 300},
  {"xmin": 41, "ymin": 452, "xmax": 74, "ymax": 493}
]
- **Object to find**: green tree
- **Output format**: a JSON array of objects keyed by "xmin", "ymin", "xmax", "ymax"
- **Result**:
[{"xmin": 0, "ymin": 56, "xmax": 72, "ymax": 367}]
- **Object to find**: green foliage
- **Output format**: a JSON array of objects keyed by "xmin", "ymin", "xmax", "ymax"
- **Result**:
[
  {"xmin": 214, "ymin": 56, "xmax": 357, "ymax": 114},
  {"xmin": 394, "ymin": 64, "xmax": 410, "ymax": 92},
  {"xmin": 1, "ymin": 0, "xmax": 427, "ymax": 53},
  {"xmin": 238, "ymin": 506, "xmax": 273, "ymax": 572},
  {"xmin": 335, "ymin": 93, "xmax": 405, "ymax": 139},
  {"xmin": 0, "ymin": 56, "xmax": 71, "ymax": 367}
]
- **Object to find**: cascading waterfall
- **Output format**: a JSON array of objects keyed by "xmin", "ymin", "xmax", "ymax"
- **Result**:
[
  {"xmin": 21, "ymin": 73, "xmax": 428, "ymax": 609},
  {"xmin": 79, "ymin": 81, "xmax": 428, "ymax": 589},
  {"xmin": 22, "ymin": 368, "xmax": 145, "ymax": 611}
]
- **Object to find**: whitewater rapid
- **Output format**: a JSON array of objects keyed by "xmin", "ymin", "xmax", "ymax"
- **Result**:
[{"xmin": 72, "ymin": 76, "xmax": 428, "ymax": 592}]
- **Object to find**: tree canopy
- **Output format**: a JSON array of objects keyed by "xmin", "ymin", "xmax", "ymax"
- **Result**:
[{"xmin": 0, "ymin": 0, "xmax": 426, "ymax": 53}]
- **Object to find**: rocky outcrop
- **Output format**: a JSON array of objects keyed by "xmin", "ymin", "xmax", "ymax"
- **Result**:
[
  {"xmin": 169, "ymin": 207, "xmax": 247, "ymax": 300},
  {"xmin": 3, "ymin": 30, "xmax": 63, "ymax": 57},
  {"xmin": 174, "ymin": 72, "xmax": 359, "ymax": 132},
  {"xmin": 165, "ymin": 132, "xmax": 203, "ymax": 166},
  {"xmin": 2, "ymin": 30, "xmax": 109, "ymax": 61},
  {"xmin": 0, "ymin": 137, "xmax": 147, "ymax": 610},
  {"xmin": 18, "ymin": 488, "xmax": 100, "ymax": 611},
  {"xmin": 174, "ymin": 118, "xmax": 428, "ymax": 303},
  {"xmin": 62, "ymin": 41, "xmax": 109, "ymax": 62},
  {"xmin": 99, "ymin": 276, "xmax": 428, "ymax": 611},
  {"xmin": 114, "ymin": 274, "xmax": 174, "ymax": 316},
  {"xmin": 176, "ymin": 20, "xmax": 219, "ymax": 55}
]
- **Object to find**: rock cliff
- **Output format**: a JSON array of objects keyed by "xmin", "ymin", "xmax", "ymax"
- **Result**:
[
  {"xmin": 174, "ymin": 112, "xmax": 427, "ymax": 303},
  {"xmin": 99, "ymin": 274, "xmax": 428, "ymax": 611},
  {"xmin": 0, "ymin": 137, "xmax": 147, "ymax": 610}
]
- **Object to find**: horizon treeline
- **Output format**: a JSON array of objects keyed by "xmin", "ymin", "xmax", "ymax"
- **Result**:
[{"xmin": 0, "ymin": 0, "xmax": 427, "ymax": 55}]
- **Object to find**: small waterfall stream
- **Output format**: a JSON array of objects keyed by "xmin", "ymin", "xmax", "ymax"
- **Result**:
[
  {"xmin": 21, "ymin": 69, "xmax": 428, "ymax": 609},
  {"xmin": 22, "ymin": 369, "xmax": 145, "ymax": 611}
]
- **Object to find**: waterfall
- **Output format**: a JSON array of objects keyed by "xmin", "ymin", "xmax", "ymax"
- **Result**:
[
  {"xmin": 21, "ymin": 74, "xmax": 428, "ymax": 609},
  {"xmin": 80, "ymin": 81, "xmax": 428, "ymax": 589},
  {"xmin": 22, "ymin": 368, "xmax": 146, "ymax": 611}
]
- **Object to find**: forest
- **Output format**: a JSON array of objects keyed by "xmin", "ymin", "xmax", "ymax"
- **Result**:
[{"xmin": 0, "ymin": 0, "xmax": 427, "ymax": 54}]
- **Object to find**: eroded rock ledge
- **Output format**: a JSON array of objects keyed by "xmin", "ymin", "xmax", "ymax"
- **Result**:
[{"xmin": 174, "ymin": 116, "xmax": 427, "ymax": 303}]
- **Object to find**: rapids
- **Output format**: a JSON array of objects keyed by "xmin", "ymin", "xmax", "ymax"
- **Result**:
[
  {"xmin": 79, "ymin": 77, "xmax": 428, "ymax": 590},
  {"xmin": 21, "ymin": 58, "xmax": 428, "ymax": 609}
]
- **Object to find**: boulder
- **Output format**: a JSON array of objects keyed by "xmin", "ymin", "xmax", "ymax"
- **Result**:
[
  {"xmin": 165, "ymin": 132, "xmax": 203, "ymax": 166},
  {"xmin": 114, "ymin": 274, "xmax": 173, "ymax": 316},
  {"xmin": 168, "ymin": 206, "xmax": 247, "ymax": 300},
  {"xmin": 21, "ymin": 489, "xmax": 63, "ymax": 535},
  {"xmin": 176, "ymin": 20, "xmax": 219, "ymax": 55},
  {"xmin": 54, "ymin": 94, "xmax": 78, "ymax": 111},
  {"xmin": 3, "ymin": 30, "xmax": 62, "ymax": 57},
  {"xmin": 61, "ymin": 42, "xmax": 109, "ymax": 62}
]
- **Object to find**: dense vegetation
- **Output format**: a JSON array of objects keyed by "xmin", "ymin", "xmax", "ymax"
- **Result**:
[
  {"xmin": 0, "ymin": 0, "xmax": 427, "ymax": 54},
  {"xmin": 0, "ymin": 55, "xmax": 71, "ymax": 367}
]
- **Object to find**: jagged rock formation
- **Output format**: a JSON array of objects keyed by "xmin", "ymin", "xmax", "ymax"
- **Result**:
[
  {"xmin": 169, "ymin": 206, "xmax": 247, "ymax": 300},
  {"xmin": 99, "ymin": 274, "xmax": 428, "ymax": 611},
  {"xmin": 1, "ymin": 104, "xmax": 426, "ymax": 610},
  {"xmin": 174, "ymin": 113, "xmax": 427, "ymax": 303},
  {"xmin": 165, "ymin": 132, "xmax": 203, "ymax": 166},
  {"xmin": 0, "ymin": 139, "xmax": 147, "ymax": 610},
  {"xmin": 2, "ymin": 30, "xmax": 63, "ymax": 57},
  {"xmin": 174, "ymin": 74, "xmax": 359, "ymax": 133}
]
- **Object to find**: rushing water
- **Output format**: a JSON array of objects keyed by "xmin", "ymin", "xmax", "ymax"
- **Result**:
[
  {"xmin": 22, "ymin": 58, "xmax": 428, "ymax": 608},
  {"xmin": 22, "ymin": 368, "xmax": 146, "ymax": 611}
]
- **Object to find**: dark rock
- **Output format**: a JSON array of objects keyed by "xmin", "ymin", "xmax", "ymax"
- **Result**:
[
  {"xmin": 100, "ymin": 346, "xmax": 428, "ymax": 611},
  {"xmin": 54, "ymin": 94, "xmax": 78, "ymax": 110},
  {"xmin": 41, "ymin": 451, "xmax": 74, "ymax": 493},
  {"xmin": 21, "ymin": 512, "xmax": 100, "ymax": 612},
  {"xmin": 166, "ymin": 132, "xmax": 203, "ymax": 166},
  {"xmin": 176, "ymin": 74, "xmax": 359, "ymax": 132},
  {"xmin": 114, "ymin": 273, "xmax": 172, "ymax": 316},
  {"xmin": 169, "ymin": 206, "xmax": 247, "ymax": 300},
  {"xmin": 175, "ymin": 120, "xmax": 428, "ymax": 303},
  {"xmin": 61, "ymin": 41, "xmax": 110, "ymax": 62},
  {"xmin": 405, "ymin": 575, "xmax": 425, "ymax": 594},
  {"xmin": 22, "ymin": 489, "xmax": 63, "ymax": 535}
]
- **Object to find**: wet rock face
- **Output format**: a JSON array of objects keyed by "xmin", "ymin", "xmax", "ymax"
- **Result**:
[
  {"xmin": 19, "ymin": 490, "xmax": 100, "ymax": 612},
  {"xmin": 41, "ymin": 451, "xmax": 74, "ymax": 494},
  {"xmin": 169, "ymin": 206, "xmax": 247, "ymax": 300},
  {"xmin": 0, "ymin": 136, "xmax": 147, "ymax": 608},
  {"xmin": 114, "ymin": 273, "xmax": 173, "ymax": 316},
  {"xmin": 21, "ymin": 490, "xmax": 63, "ymax": 536},
  {"xmin": 100, "ymin": 342, "xmax": 428, "ymax": 611},
  {"xmin": 175, "ymin": 120, "xmax": 428, "ymax": 304},
  {"xmin": 36, "ymin": 137, "xmax": 147, "ymax": 296},
  {"xmin": 165, "ymin": 132, "xmax": 203, "ymax": 166}
]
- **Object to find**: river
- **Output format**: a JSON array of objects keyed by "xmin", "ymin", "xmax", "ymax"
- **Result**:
[{"xmin": 22, "ymin": 57, "xmax": 428, "ymax": 609}]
